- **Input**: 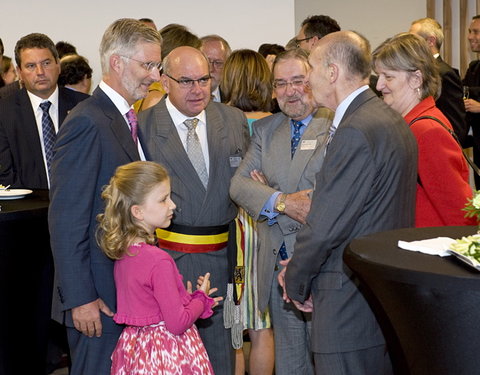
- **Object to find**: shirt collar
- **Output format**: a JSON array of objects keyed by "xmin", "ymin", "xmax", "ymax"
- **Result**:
[
  {"xmin": 332, "ymin": 85, "xmax": 369, "ymax": 130},
  {"xmin": 165, "ymin": 96, "xmax": 207, "ymax": 126},
  {"xmin": 99, "ymin": 80, "xmax": 132, "ymax": 116},
  {"xmin": 27, "ymin": 85, "xmax": 59, "ymax": 110}
]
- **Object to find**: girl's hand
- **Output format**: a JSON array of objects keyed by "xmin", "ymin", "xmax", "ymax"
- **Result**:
[
  {"xmin": 197, "ymin": 273, "xmax": 224, "ymax": 308},
  {"xmin": 186, "ymin": 280, "xmax": 193, "ymax": 294},
  {"xmin": 196, "ymin": 272, "xmax": 211, "ymax": 293}
]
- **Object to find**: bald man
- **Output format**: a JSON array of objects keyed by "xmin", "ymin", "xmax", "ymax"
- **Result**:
[
  {"xmin": 138, "ymin": 46, "xmax": 249, "ymax": 374},
  {"xmin": 282, "ymin": 31, "xmax": 417, "ymax": 374}
]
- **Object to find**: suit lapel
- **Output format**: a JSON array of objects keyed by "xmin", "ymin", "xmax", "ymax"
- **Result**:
[
  {"xmin": 93, "ymin": 88, "xmax": 140, "ymax": 161},
  {"xmin": 17, "ymin": 89, "xmax": 48, "ymax": 184},
  {"xmin": 286, "ymin": 110, "xmax": 330, "ymax": 192},
  {"xmin": 205, "ymin": 103, "xmax": 228, "ymax": 195},
  {"xmin": 270, "ymin": 116, "xmax": 292, "ymax": 190},
  {"xmin": 58, "ymin": 87, "xmax": 71, "ymax": 126}
]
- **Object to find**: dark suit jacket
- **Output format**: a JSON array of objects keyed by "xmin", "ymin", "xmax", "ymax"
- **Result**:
[
  {"xmin": 48, "ymin": 87, "xmax": 140, "ymax": 329},
  {"xmin": 138, "ymin": 97, "xmax": 249, "ymax": 228},
  {"xmin": 0, "ymin": 86, "xmax": 88, "ymax": 189},
  {"xmin": 435, "ymin": 56, "xmax": 468, "ymax": 147},
  {"xmin": 285, "ymin": 89, "xmax": 418, "ymax": 354},
  {"xmin": 463, "ymin": 60, "xmax": 480, "ymax": 186}
]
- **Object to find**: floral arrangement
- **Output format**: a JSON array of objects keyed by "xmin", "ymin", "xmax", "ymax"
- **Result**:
[
  {"xmin": 450, "ymin": 190, "xmax": 480, "ymax": 263},
  {"xmin": 449, "ymin": 235, "xmax": 480, "ymax": 263},
  {"xmin": 463, "ymin": 189, "xmax": 480, "ymax": 223}
]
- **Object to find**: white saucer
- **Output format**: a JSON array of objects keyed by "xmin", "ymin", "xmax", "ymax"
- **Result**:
[{"xmin": 0, "ymin": 189, "xmax": 33, "ymax": 200}]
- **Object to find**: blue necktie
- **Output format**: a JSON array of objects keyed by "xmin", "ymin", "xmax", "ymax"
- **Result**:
[
  {"xmin": 39, "ymin": 101, "xmax": 56, "ymax": 176},
  {"xmin": 291, "ymin": 120, "xmax": 303, "ymax": 158}
]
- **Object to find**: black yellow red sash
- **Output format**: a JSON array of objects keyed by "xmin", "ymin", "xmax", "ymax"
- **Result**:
[{"xmin": 156, "ymin": 223, "xmax": 229, "ymax": 253}]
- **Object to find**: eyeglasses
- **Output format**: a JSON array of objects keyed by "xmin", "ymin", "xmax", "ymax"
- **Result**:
[
  {"xmin": 165, "ymin": 74, "xmax": 211, "ymax": 88},
  {"xmin": 273, "ymin": 79, "xmax": 307, "ymax": 90},
  {"xmin": 23, "ymin": 59, "xmax": 56, "ymax": 72},
  {"xmin": 120, "ymin": 55, "xmax": 162, "ymax": 72},
  {"xmin": 208, "ymin": 59, "xmax": 224, "ymax": 69},
  {"xmin": 295, "ymin": 36, "xmax": 313, "ymax": 47}
]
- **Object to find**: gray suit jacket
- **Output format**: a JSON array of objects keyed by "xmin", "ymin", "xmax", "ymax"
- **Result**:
[
  {"xmin": 285, "ymin": 89, "xmax": 418, "ymax": 354},
  {"xmin": 230, "ymin": 108, "xmax": 333, "ymax": 311},
  {"xmin": 49, "ymin": 87, "xmax": 140, "ymax": 329},
  {"xmin": 138, "ymin": 97, "xmax": 249, "ymax": 230}
]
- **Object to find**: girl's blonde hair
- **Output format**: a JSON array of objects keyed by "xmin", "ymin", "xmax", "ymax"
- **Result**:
[{"xmin": 97, "ymin": 161, "xmax": 169, "ymax": 260}]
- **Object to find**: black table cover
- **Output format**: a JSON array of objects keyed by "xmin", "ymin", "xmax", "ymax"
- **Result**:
[
  {"xmin": 344, "ymin": 226, "xmax": 480, "ymax": 375},
  {"xmin": 0, "ymin": 190, "xmax": 53, "ymax": 375}
]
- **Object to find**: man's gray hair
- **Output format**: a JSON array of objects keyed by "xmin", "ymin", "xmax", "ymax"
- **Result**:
[
  {"xmin": 411, "ymin": 17, "xmax": 444, "ymax": 50},
  {"xmin": 200, "ymin": 34, "xmax": 232, "ymax": 57},
  {"xmin": 99, "ymin": 18, "xmax": 162, "ymax": 74},
  {"xmin": 272, "ymin": 48, "xmax": 310, "ymax": 74}
]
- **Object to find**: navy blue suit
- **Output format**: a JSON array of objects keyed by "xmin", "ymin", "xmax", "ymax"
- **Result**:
[{"xmin": 49, "ymin": 87, "xmax": 140, "ymax": 374}]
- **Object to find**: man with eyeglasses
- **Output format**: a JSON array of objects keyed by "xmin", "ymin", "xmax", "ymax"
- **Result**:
[
  {"xmin": 230, "ymin": 48, "xmax": 333, "ymax": 375},
  {"xmin": 295, "ymin": 15, "xmax": 340, "ymax": 52},
  {"xmin": 200, "ymin": 35, "xmax": 231, "ymax": 102},
  {"xmin": 48, "ymin": 19, "xmax": 162, "ymax": 375},
  {"xmin": 138, "ymin": 46, "xmax": 248, "ymax": 374}
]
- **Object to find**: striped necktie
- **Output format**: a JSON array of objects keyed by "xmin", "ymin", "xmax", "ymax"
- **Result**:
[
  {"xmin": 39, "ymin": 101, "xmax": 56, "ymax": 176},
  {"xmin": 184, "ymin": 118, "xmax": 209, "ymax": 188}
]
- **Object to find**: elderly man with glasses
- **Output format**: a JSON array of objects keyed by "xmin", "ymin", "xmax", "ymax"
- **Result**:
[
  {"xmin": 138, "ymin": 46, "xmax": 249, "ymax": 375},
  {"xmin": 230, "ymin": 48, "xmax": 333, "ymax": 375},
  {"xmin": 295, "ymin": 15, "xmax": 340, "ymax": 52},
  {"xmin": 200, "ymin": 34, "xmax": 231, "ymax": 102}
]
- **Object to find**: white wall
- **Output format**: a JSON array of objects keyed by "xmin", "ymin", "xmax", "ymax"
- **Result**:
[
  {"xmin": 2, "ymin": 1, "xmax": 431, "ymax": 89},
  {"xmin": 295, "ymin": 0, "xmax": 425, "ymax": 52},
  {"xmin": 1, "ymin": 0, "xmax": 295, "ymax": 88}
]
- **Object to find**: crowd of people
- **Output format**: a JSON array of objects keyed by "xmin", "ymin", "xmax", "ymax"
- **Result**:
[{"xmin": 0, "ymin": 12, "xmax": 479, "ymax": 375}]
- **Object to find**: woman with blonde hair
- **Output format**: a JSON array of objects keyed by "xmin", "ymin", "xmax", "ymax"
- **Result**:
[{"xmin": 373, "ymin": 33, "xmax": 475, "ymax": 226}]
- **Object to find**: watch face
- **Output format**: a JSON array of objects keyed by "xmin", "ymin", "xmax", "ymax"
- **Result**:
[{"xmin": 277, "ymin": 202, "xmax": 285, "ymax": 212}]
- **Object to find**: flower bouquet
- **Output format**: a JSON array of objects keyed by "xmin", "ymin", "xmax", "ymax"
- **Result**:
[{"xmin": 447, "ymin": 190, "xmax": 480, "ymax": 268}]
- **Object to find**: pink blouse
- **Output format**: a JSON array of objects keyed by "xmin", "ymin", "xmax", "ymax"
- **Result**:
[{"xmin": 113, "ymin": 242, "xmax": 214, "ymax": 335}]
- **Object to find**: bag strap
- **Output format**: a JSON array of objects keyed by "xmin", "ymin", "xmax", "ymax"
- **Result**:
[{"xmin": 408, "ymin": 115, "xmax": 480, "ymax": 177}]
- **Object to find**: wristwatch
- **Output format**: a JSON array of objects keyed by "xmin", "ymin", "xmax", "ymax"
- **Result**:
[{"xmin": 275, "ymin": 193, "xmax": 287, "ymax": 213}]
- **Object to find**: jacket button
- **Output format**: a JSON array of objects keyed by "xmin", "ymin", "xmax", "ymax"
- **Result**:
[{"xmin": 272, "ymin": 248, "xmax": 277, "ymax": 255}]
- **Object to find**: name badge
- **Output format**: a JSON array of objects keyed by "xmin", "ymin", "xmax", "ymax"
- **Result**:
[
  {"xmin": 300, "ymin": 139, "xmax": 317, "ymax": 150},
  {"xmin": 229, "ymin": 156, "xmax": 242, "ymax": 167}
]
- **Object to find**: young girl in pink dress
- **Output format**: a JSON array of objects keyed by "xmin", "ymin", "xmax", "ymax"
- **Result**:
[{"xmin": 97, "ymin": 161, "xmax": 221, "ymax": 375}]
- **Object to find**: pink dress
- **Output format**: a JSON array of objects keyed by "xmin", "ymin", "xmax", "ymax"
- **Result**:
[{"xmin": 111, "ymin": 242, "xmax": 215, "ymax": 375}]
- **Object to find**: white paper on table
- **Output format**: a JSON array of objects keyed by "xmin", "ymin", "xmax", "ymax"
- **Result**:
[{"xmin": 397, "ymin": 237, "xmax": 455, "ymax": 257}]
